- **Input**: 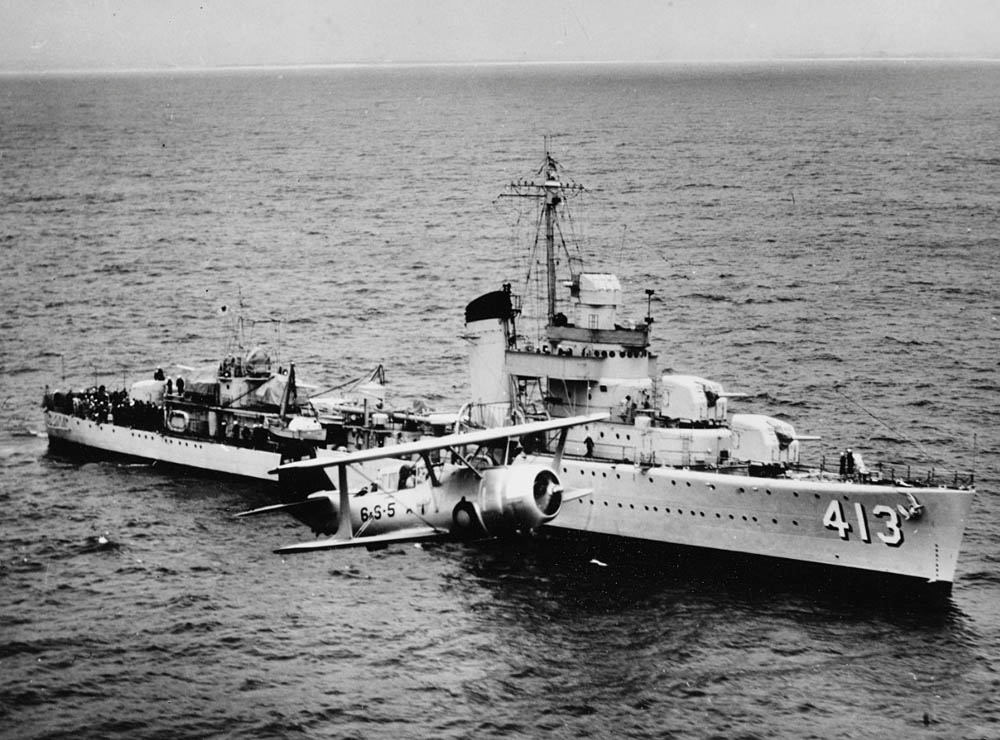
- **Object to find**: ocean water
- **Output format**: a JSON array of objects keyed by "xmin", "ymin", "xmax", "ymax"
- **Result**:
[{"xmin": 1, "ymin": 61, "xmax": 999, "ymax": 739}]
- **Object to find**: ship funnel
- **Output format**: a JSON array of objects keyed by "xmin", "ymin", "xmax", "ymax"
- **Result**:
[{"xmin": 464, "ymin": 289, "xmax": 517, "ymax": 406}]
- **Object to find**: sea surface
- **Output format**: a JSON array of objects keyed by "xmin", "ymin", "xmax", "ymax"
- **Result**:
[{"xmin": 1, "ymin": 61, "xmax": 999, "ymax": 739}]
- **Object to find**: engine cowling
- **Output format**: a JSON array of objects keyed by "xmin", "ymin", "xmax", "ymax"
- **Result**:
[{"xmin": 468, "ymin": 464, "xmax": 565, "ymax": 537}]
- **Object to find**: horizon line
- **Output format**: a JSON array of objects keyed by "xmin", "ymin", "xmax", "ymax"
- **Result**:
[{"xmin": 2, "ymin": 55, "xmax": 999, "ymax": 77}]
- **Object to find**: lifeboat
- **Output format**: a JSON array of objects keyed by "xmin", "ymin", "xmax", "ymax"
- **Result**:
[{"xmin": 166, "ymin": 410, "xmax": 189, "ymax": 433}]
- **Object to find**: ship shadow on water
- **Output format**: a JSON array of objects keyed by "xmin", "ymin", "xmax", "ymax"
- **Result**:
[
  {"xmin": 42, "ymin": 442, "xmax": 275, "ymax": 499},
  {"xmin": 454, "ymin": 531, "xmax": 966, "ymax": 622}
]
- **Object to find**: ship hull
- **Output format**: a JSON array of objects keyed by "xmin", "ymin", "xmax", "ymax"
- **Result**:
[
  {"xmin": 44, "ymin": 409, "xmax": 974, "ymax": 590},
  {"xmin": 46, "ymin": 410, "xmax": 290, "ymax": 480},
  {"xmin": 538, "ymin": 456, "xmax": 973, "ymax": 590},
  {"xmin": 43, "ymin": 410, "xmax": 377, "ymax": 488}
]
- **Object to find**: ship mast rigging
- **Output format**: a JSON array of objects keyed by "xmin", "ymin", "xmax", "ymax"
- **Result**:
[{"xmin": 500, "ymin": 145, "xmax": 586, "ymax": 326}]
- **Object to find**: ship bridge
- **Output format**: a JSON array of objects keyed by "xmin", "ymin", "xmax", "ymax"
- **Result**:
[{"xmin": 546, "ymin": 272, "xmax": 650, "ymax": 352}]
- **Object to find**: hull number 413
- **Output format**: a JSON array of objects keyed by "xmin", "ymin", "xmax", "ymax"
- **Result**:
[{"xmin": 822, "ymin": 500, "xmax": 904, "ymax": 547}]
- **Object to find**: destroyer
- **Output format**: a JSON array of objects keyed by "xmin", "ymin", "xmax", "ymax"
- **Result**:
[
  {"xmin": 461, "ymin": 147, "xmax": 975, "ymax": 594},
  {"xmin": 43, "ymin": 313, "xmax": 452, "ymax": 485}
]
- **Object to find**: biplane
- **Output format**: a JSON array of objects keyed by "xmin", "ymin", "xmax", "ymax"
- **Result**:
[{"xmin": 237, "ymin": 413, "xmax": 609, "ymax": 553}]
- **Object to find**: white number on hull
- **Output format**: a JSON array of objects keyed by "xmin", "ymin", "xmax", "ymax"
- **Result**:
[
  {"xmin": 822, "ymin": 499, "xmax": 851, "ymax": 539},
  {"xmin": 854, "ymin": 502, "xmax": 870, "ymax": 543},
  {"xmin": 871, "ymin": 504, "xmax": 903, "ymax": 547},
  {"xmin": 822, "ymin": 500, "xmax": 904, "ymax": 547}
]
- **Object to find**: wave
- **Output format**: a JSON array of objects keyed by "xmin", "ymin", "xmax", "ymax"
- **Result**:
[
  {"xmin": 675, "ymin": 183, "xmax": 744, "ymax": 190},
  {"xmin": 685, "ymin": 292, "xmax": 731, "ymax": 303}
]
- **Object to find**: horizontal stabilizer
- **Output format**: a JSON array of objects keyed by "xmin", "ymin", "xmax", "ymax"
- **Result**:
[
  {"xmin": 275, "ymin": 525, "xmax": 447, "ymax": 554},
  {"xmin": 236, "ymin": 495, "xmax": 340, "ymax": 536},
  {"xmin": 235, "ymin": 495, "xmax": 332, "ymax": 519}
]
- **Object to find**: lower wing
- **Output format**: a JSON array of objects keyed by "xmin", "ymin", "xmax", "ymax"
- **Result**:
[{"xmin": 275, "ymin": 525, "xmax": 448, "ymax": 554}]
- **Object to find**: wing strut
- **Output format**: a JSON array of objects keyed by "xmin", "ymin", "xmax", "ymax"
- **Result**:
[
  {"xmin": 551, "ymin": 427, "xmax": 571, "ymax": 469},
  {"xmin": 420, "ymin": 451, "xmax": 444, "ymax": 486},
  {"xmin": 335, "ymin": 464, "xmax": 353, "ymax": 541},
  {"xmin": 447, "ymin": 447, "xmax": 485, "ymax": 480}
]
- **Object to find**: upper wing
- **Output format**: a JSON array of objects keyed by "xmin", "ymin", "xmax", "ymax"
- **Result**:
[
  {"xmin": 270, "ymin": 412, "xmax": 609, "ymax": 474},
  {"xmin": 274, "ymin": 525, "xmax": 447, "ymax": 554}
]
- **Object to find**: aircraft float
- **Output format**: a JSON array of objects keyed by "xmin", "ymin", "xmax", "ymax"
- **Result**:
[{"xmin": 237, "ymin": 413, "xmax": 608, "ymax": 553}]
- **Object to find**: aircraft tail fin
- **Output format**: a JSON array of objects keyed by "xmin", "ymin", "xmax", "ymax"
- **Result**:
[{"xmin": 278, "ymin": 464, "xmax": 332, "ymax": 502}]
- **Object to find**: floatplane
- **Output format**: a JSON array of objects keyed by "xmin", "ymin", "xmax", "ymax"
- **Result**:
[{"xmin": 237, "ymin": 413, "xmax": 608, "ymax": 552}]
